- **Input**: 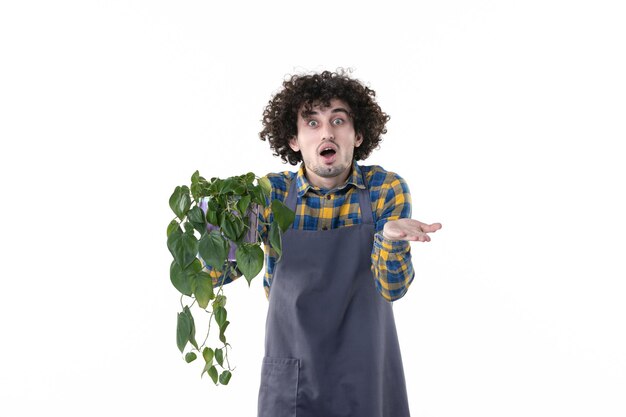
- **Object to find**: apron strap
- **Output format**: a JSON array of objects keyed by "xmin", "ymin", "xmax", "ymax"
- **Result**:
[
  {"xmin": 285, "ymin": 174, "xmax": 299, "ymax": 211},
  {"xmin": 358, "ymin": 166, "xmax": 374, "ymax": 225},
  {"xmin": 284, "ymin": 165, "xmax": 375, "ymax": 227}
]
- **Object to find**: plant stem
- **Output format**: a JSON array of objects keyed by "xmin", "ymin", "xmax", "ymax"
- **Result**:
[
  {"xmin": 200, "ymin": 308, "xmax": 214, "ymax": 349},
  {"xmin": 224, "ymin": 344, "xmax": 233, "ymax": 370}
]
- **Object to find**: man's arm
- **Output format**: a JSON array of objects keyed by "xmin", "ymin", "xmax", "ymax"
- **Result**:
[
  {"xmin": 256, "ymin": 173, "xmax": 289, "ymax": 300},
  {"xmin": 371, "ymin": 172, "xmax": 441, "ymax": 302}
]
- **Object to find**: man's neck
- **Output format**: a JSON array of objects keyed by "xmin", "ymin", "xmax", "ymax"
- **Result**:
[{"xmin": 303, "ymin": 163, "xmax": 353, "ymax": 191}]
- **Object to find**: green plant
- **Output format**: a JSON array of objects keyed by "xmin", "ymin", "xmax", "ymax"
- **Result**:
[{"xmin": 167, "ymin": 170, "xmax": 294, "ymax": 385}]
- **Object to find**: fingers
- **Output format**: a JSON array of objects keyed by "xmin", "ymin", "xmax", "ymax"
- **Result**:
[
  {"xmin": 415, "ymin": 232, "xmax": 431, "ymax": 242},
  {"xmin": 419, "ymin": 222, "xmax": 442, "ymax": 233},
  {"xmin": 406, "ymin": 235, "xmax": 429, "ymax": 242},
  {"xmin": 385, "ymin": 219, "xmax": 442, "ymax": 242},
  {"xmin": 412, "ymin": 221, "xmax": 441, "ymax": 242},
  {"xmin": 402, "ymin": 229, "xmax": 431, "ymax": 242}
]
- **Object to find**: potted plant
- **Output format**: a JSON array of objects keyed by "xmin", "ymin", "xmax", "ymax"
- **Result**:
[{"xmin": 167, "ymin": 170, "xmax": 294, "ymax": 385}]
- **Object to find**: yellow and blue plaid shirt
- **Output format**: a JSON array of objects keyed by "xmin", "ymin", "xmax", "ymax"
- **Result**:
[{"xmin": 202, "ymin": 161, "xmax": 414, "ymax": 302}]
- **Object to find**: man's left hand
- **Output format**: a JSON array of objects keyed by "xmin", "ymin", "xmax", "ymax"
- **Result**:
[{"xmin": 382, "ymin": 219, "xmax": 442, "ymax": 242}]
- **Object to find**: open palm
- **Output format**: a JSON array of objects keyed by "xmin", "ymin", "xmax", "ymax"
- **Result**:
[{"xmin": 382, "ymin": 219, "xmax": 442, "ymax": 242}]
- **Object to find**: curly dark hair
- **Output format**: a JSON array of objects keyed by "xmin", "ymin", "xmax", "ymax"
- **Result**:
[{"xmin": 259, "ymin": 69, "xmax": 390, "ymax": 165}]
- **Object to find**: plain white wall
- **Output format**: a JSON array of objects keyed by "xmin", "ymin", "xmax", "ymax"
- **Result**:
[{"xmin": 1, "ymin": 1, "xmax": 625, "ymax": 416}]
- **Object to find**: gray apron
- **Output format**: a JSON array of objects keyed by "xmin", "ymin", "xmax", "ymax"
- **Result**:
[{"xmin": 258, "ymin": 174, "xmax": 411, "ymax": 417}]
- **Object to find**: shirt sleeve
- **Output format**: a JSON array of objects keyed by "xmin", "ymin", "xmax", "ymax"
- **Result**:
[
  {"xmin": 370, "ymin": 173, "xmax": 415, "ymax": 302},
  {"xmin": 258, "ymin": 200, "xmax": 277, "ymax": 300},
  {"xmin": 257, "ymin": 173, "xmax": 286, "ymax": 300}
]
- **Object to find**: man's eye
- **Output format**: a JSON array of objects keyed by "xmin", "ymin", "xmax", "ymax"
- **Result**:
[
  {"xmin": 332, "ymin": 118, "xmax": 344, "ymax": 126},
  {"xmin": 307, "ymin": 120, "xmax": 318, "ymax": 127}
]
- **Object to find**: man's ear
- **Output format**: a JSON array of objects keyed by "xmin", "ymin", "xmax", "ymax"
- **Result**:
[
  {"xmin": 355, "ymin": 133, "xmax": 363, "ymax": 148},
  {"xmin": 289, "ymin": 136, "xmax": 300, "ymax": 152}
]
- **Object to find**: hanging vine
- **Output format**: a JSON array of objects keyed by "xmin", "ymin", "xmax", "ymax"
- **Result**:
[{"xmin": 167, "ymin": 171, "xmax": 294, "ymax": 385}]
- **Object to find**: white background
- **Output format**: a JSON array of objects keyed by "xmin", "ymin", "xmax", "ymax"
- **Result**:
[{"xmin": 1, "ymin": 1, "xmax": 625, "ymax": 416}]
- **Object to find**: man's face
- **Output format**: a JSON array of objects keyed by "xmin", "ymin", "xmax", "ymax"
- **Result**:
[{"xmin": 289, "ymin": 98, "xmax": 363, "ymax": 189}]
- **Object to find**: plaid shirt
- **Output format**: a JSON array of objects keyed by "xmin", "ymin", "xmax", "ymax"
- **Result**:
[{"xmin": 201, "ymin": 161, "xmax": 414, "ymax": 302}]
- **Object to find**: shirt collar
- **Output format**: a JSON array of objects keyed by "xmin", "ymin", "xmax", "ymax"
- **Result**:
[{"xmin": 295, "ymin": 160, "xmax": 366, "ymax": 197}]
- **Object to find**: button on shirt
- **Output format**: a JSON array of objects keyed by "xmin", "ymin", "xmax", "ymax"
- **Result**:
[{"xmin": 201, "ymin": 161, "xmax": 415, "ymax": 302}]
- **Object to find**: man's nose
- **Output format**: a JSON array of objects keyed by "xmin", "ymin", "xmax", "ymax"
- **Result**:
[{"xmin": 320, "ymin": 123, "xmax": 334, "ymax": 140}]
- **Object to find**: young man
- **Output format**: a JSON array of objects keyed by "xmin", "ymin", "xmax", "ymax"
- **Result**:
[{"xmin": 254, "ymin": 70, "xmax": 442, "ymax": 416}]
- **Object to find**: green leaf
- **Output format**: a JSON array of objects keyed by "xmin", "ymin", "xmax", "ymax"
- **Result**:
[
  {"xmin": 170, "ymin": 259, "xmax": 202, "ymax": 296},
  {"xmin": 213, "ymin": 295, "xmax": 227, "ymax": 308},
  {"xmin": 236, "ymin": 194, "xmax": 252, "ymax": 217},
  {"xmin": 202, "ymin": 347, "xmax": 214, "ymax": 363},
  {"xmin": 167, "ymin": 220, "xmax": 181, "ymax": 238},
  {"xmin": 220, "ymin": 211, "xmax": 244, "ymax": 242},
  {"xmin": 235, "ymin": 243, "xmax": 264, "ymax": 285},
  {"xmin": 221, "ymin": 177, "xmax": 247, "ymax": 195},
  {"xmin": 219, "ymin": 320, "xmax": 229, "ymax": 343},
  {"xmin": 243, "ymin": 172, "xmax": 255, "ymax": 185},
  {"xmin": 191, "ymin": 171, "xmax": 207, "ymax": 197},
  {"xmin": 209, "ymin": 178, "xmax": 224, "ymax": 194},
  {"xmin": 216, "ymin": 210, "xmax": 225, "ymax": 230},
  {"xmin": 201, "ymin": 361, "xmax": 211, "ymax": 378},
  {"xmin": 220, "ymin": 178, "xmax": 235, "ymax": 194},
  {"xmin": 167, "ymin": 227, "xmax": 198, "ymax": 269},
  {"xmin": 169, "ymin": 186, "xmax": 192, "ymax": 220},
  {"xmin": 198, "ymin": 230, "xmax": 229, "ymax": 271},
  {"xmin": 183, "ymin": 306, "xmax": 199, "ymax": 350},
  {"xmin": 187, "ymin": 206, "xmax": 206, "ymax": 234},
  {"xmin": 271, "ymin": 199, "xmax": 295, "ymax": 232},
  {"xmin": 250, "ymin": 185, "xmax": 268, "ymax": 206},
  {"xmin": 234, "ymin": 181, "xmax": 247, "ymax": 194},
  {"xmin": 214, "ymin": 306, "xmax": 227, "ymax": 327},
  {"xmin": 205, "ymin": 198, "xmax": 220, "ymax": 226},
  {"xmin": 219, "ymin": 370, "xmax": 232, "ymax": 385},
  {"xmin": 215, "ymin": 348, "xmax": 224, "ymax": 367},
  {"xmin": 185, "ymin": 352, "xmax": 197, "ymax": 363},
  {"xmin": 176, "ymin": 311, "xmax": 191, "ymax": 353},
  {"xmin": 269, "ymin": 222, "xmax": 282, "ymax": 259},
  {"xmin": 258, "ymin": 177, "xmax": 271, "ymax": 199},
  {"xmin": 194, "ymin": 272, "xmax": 214, "ymax": 309},
  {"xmin": 208, "ymin": 366, "xmax": 218, "ymax": 384},
  {"xmin": 188, "ymin": 205, "xmax": 204, "ymax": 224},
  {"xmin": 183, "ymin": 221, "xmax": 194, "ymax": 234}
]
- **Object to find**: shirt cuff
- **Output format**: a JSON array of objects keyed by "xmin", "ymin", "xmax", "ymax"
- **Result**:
[{"xmin": 374, "ymin": 232, "xmax": 410, "ymax": 254}]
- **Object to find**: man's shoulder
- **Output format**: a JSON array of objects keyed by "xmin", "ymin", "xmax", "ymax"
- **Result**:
[
  {"xmin": 261, "ymin": 169, "xmax": 297, "ymax": 203},
  {"xmin": 359, "ymin": 164, "xmax": 408, "ymax": 189},
  {"xmin": 264, "ymin": 170, "xmax": 296, "ymax": 189}
]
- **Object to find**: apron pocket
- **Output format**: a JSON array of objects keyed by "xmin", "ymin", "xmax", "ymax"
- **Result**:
[{"xmin": 258, "ymin": 356, "xmax": 300, "ymax": 417}]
